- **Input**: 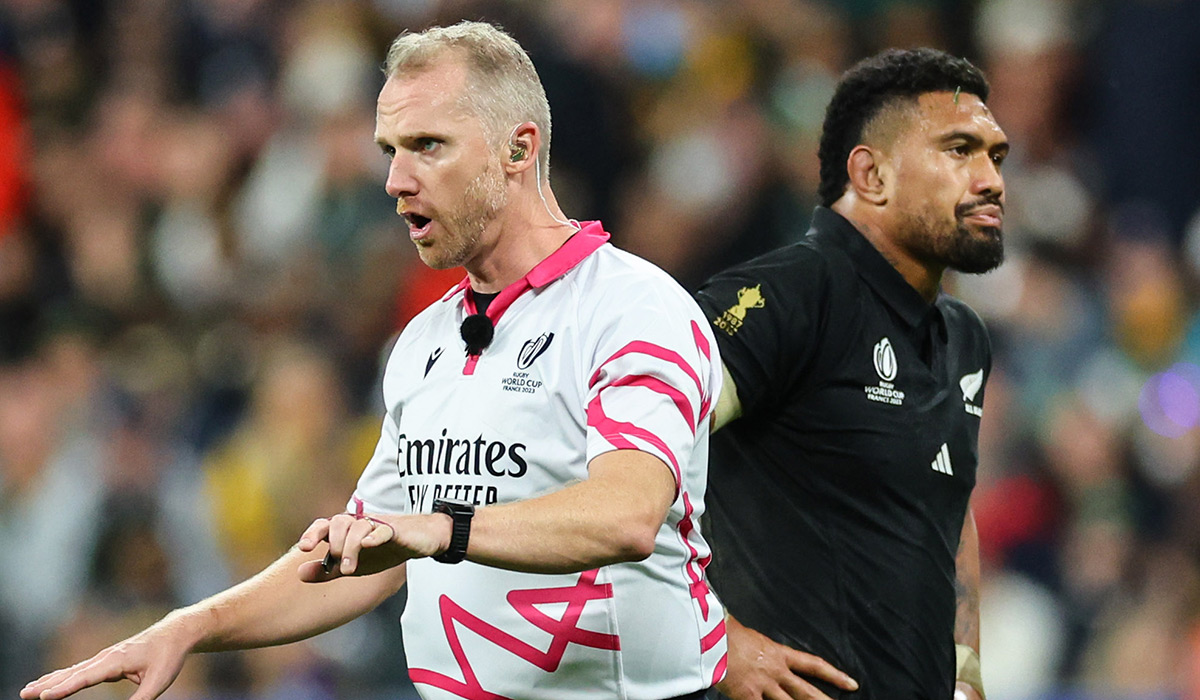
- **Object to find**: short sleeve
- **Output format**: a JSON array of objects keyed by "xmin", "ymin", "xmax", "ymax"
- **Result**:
[
  {"xmin": 583, "ymin": 284, "xmax": 720, "ymax": 494},
  {"xmin": 348, "ymin": 407, "xmax": 409, "ymax": 515},
  {"xmin": 694, "ymin": 245, "xmax": 826, "ymax": 417}
]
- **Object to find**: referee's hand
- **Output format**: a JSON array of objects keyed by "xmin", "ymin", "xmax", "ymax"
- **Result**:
[
  {"xmin": 295, "ymin": 511, "xmax": 446, "ymax": 581},
  {"xmin": 718, "ymin": 615, "xmax": 858, "ymax": 700}
]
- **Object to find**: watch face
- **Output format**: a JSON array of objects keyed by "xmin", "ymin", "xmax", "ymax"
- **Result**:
[{"xmin": 434, "ymin": 498, "xmax": 475, "ymax": 516}]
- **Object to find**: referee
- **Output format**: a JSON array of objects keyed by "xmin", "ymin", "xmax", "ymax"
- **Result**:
[{"xmin": 697, "ymin": 49, "xmax": 1006, "ymax": 700}]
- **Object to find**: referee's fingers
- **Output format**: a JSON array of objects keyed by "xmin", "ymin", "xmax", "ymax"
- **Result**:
[
  {"xmin": 338, "ymin": 518, "xmax": 378, "ymax": 575},
  {"xmin": 361, "ymin": 519, "xmax": 396, "ymax": 548},
  {"xmin": 297, "ymin": 518, "xmax": 331, "ymax": 552},
  {"xmin": 784, "ymin": 650, "xmax": 858, "ymax": 692},
  {"xmin": 325, "ymin": 513, "xmax": 356, "ymax": 560}
]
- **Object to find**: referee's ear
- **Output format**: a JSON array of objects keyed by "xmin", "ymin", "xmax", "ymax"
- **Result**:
[{"xmin": 846, "ymin": 145, "xmax": 888, "ymax": 206}]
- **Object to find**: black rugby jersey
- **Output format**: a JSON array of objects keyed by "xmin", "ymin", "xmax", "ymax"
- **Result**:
[{"xmin": 695, "ymin": 207, "xmax": 991, "ymax": 700}]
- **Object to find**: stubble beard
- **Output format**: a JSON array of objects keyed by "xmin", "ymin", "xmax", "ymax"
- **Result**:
[{"xmin": 416, "ymin": 160, "xmax": 509, "ymax": 270}]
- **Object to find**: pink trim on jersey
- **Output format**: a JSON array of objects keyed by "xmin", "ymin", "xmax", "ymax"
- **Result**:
[
  {"xmin": 605, "ymin": 374, "xmax": 697, "ymax": 434},
  {"xmin": 712, "ymin": 653, "xmax": 728, "ymax": 687},
  {"xmin": 586, "ymin": 393, "xmax": 683, "ymax": 491},
  {"xmin": 677, "ymin": 491, "xmax": 711, "ymax": 620},
  {"xmin": 589, "ymin": 341, "xmax": 704, "ymax": 425},
  {"xmin": 690, "ymin": 321, "xmax": 714, "ymax": 419},
  {"xmin": 409, "ymin": 570, "xmax": 617, "ymax": 700},
  {"xmin": 691, "ymin": 320, "xmax": 711, "ymax": 361},
  {"xmin": 455, "ymin": 222, "xmax": 611, "ymax": 376},
  {"xmin": 700, "ymin": 618, "xmax": 726, "ymax": 652}
]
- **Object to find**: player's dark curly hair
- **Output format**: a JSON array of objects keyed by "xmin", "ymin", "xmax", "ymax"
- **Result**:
[{"xmin": 817, "ymin": 48, "xmax": 990, "ymax": 207}]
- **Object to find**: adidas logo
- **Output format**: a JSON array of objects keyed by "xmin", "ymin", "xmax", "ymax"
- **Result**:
[{"xmin": 931, "ymin": 443, "xmax": 954, "ymax": 476}]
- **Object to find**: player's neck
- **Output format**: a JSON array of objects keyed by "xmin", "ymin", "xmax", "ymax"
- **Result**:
[
  {"xmin": 465, "ymin": 186, "xmax": 578, "ymax": 294},
  {"xmin": 832, "ymin": 201, "xmax": 943, "ymax": 303}
]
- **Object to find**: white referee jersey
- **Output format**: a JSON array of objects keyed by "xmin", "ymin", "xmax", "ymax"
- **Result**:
[{"xmin": 351, "ymin": 222, "xmax": 727, "ymax": 700}]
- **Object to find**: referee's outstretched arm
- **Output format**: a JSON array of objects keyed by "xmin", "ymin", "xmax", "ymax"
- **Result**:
[{"xmin": 22, "ymin": 546, "xmax": 408, "ymax": 700}]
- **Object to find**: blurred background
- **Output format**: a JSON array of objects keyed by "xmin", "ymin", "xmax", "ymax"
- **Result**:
[{"xmin": 0, "ymin": 0, "xmax": 1198, "ymax": 699}]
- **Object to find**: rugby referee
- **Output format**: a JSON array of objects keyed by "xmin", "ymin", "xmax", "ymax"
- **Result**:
[{"xmin": 697, "ymin": 48, "xmax": 1006, "ymax": 700}]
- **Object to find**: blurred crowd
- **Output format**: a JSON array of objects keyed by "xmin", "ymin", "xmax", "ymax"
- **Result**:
[{"xmin": 0, "ymin": 0, "xmax": 1198, "ymax": 699}]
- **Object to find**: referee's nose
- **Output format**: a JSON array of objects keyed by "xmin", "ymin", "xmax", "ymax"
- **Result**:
[{"xmin": 385, "ymin": 154, "xmax": 418, "ymax": 200}]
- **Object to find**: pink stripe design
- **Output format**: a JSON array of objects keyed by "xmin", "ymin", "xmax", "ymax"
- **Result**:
[
  {"xmin": 586, "ymin": 394, "xmax": 683, "ymax": 491},
  {"xmin": 605, "ymin": 374, "xmax": 696, "ymax": 434},
  {"xmin": 711, "ymin": 653, "xmax": 728, "ymax": 687},
  {"xmin": 589, "ymin": 341, "xmax": 702, "ymax": 409},
  {"xmin": 676, "ymin": 491, "xmax": 710, "ymax": 620},
  {"xmin": 690, "ymin": 321, "xmax": 714, "ymax": 420},
  {"xmin": 408, "ymin": 570, "xmax": 617, "ymax": 699},
  {"xmin": 700, "ymin": 619, "xmax": 727, "ymax": 653},
  {"xmin": 691, "ymin": 320, "xmax": 711, "ymax": 361}
]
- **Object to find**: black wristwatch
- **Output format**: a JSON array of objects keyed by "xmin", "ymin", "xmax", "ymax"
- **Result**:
[{"xmin": 431, "ymin": 498, "xmax": 475, "ymax": 564}]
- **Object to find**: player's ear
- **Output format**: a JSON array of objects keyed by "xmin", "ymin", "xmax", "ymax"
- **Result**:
[{"xmin": 846, "ymin": 145, "xmax": 888, "ymax": 206}]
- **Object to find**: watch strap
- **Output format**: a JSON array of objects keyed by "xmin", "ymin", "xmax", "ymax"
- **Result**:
[{"xmin": 432, "ymin": 498, "xmax": 474, "ymax": 564}]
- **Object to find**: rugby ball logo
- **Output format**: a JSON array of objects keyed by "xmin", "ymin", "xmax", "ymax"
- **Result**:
[
  {"xmin": 873, "ymin": 337, "xmax": 897, "ymax": 382},
  {"xmin": 517, "ymin": 332, "xmax": 554, "ymax": 370}
]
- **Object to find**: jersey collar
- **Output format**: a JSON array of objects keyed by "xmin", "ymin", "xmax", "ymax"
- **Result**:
[
  {"xmin": 812, "ymin": 207, "xmax": 938, "ymax": 329},
  {"xmin": 447, "ymin": 220, "xmax": 610, "ymax": 328}
]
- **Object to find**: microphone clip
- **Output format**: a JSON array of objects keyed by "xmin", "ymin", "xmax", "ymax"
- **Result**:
[{"xmin": 460, "ymin": 314, "xmax": 495, "ymax": 356}]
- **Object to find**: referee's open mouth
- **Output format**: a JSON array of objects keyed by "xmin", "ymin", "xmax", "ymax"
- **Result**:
[{"xmin": 404, "ymin": 212, "xmax": 433, "ymax": 240}]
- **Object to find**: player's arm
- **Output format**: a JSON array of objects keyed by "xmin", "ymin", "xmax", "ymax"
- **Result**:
[
  {"xmin": 711, "ymin": 361, "xmax": 743, "ymax": 432},
  {"xmin": 719, "ymin": 614, "xmax": 858, "ymax": 700},
  {"xmin": 954, "ymin": 506, "xmax": 985, "ymax": 700},
  {"xmin": 23, "ymin": 546, "xmax": 407, "ymax": 700}
]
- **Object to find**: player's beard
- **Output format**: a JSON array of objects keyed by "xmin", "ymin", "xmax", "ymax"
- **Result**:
[
  {"xmin": 898, "ymin": 197, "xmax": 1005, "ymax": 275},
  {"xmin": 416, "ymin": 159, "xmax": 509, "ymax": 270}
]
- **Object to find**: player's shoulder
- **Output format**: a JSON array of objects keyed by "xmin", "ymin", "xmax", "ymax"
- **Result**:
[
  {"xmin": 937, "ymin": 292, "xmax": 993, "ymax": 356},
  {"xmin": 937, "ymin": 293, "xmax": 989, "ymax": 336},
  {"xmin": 697, "ymin": 237, "xmax": 837, "ymax": 314},
  {"xmin": 719, "ymin": 236, "xmax": 830, "ymax": 277}
]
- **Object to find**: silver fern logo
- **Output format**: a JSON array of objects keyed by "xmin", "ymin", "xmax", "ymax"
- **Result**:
[
  {"xmin": 873, "ymin": 337, "xmax": 898, "ymax": 381},
  {"xmin": 961, "ymin": 369, "xmax": 984, "ymax": 416}
]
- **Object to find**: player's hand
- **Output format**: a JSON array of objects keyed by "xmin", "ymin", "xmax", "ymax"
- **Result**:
[
  {"xmin": 20, "ymin": 621, "xmax": 189, "ymax": 700},
  {"xmin": 954, "ymin": 681, "xmax": 983, "ymax": 700},
  {"xmin": 296, "ymin": 511, "xmax": 448, "ymax": 581},
  {"xmin": 718, "ymin": 615, "xmax": 858, "ymax": 700}
]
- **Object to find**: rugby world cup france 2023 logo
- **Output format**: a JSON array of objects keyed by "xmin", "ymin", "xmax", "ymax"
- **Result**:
[
  {"xmin": 517, "ymin": 332, "xmax": 554, "ymax": 370},
  {"xmin": 865, "ymin": 337, "xmax": 905, "ymax": 406},
  {"xmin": 873, "ymin": 337, "xmax": 898, "ymax": 382}
]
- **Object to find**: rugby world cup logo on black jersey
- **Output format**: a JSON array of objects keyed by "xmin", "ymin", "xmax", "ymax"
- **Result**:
[
  {"xmin": 864, "ymin": 337, "xmax": 905, "ymax": 406},
  {"xmin": 873, "ymin": 337, "xmax": 898, "ymax": 381}
]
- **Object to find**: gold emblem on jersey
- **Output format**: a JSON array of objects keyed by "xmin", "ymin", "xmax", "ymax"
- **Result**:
[{"xmin": 714, "ymin": 284, "xmax": 765, "ymax": 336}]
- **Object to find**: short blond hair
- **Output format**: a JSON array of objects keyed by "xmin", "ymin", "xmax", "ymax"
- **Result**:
[{"xmin": 384, "ymin": 21, "xmax": 552, "ymax": 179}]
